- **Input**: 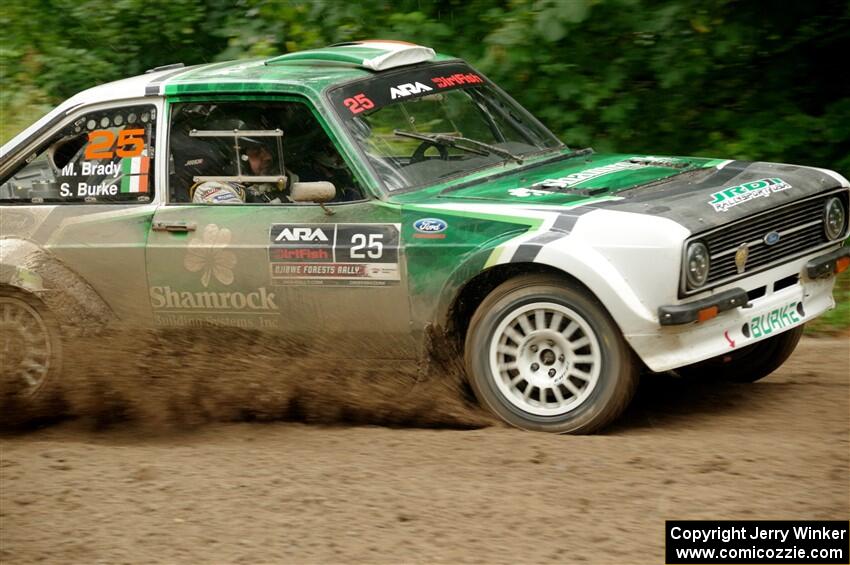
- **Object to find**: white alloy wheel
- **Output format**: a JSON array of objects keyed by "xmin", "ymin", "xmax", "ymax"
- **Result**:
[
  {"xmin": 465, "ymin": 274, "xmax": 637, "ymax": 434},
  {"xmin": 489, "ymin": 302, "xmax": 601, "ymax": 416}
]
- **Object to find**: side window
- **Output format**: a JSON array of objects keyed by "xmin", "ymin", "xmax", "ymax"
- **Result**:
[
  {"xmin": 168, "ymin": 101, "xmax": 363, "ymax": 204},
  {"xmin": 0, "ymin": 105, "xmax": 156, "ymax": 203}
]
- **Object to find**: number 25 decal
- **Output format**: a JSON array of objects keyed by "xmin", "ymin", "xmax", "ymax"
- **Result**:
[
  {"xmin": 343, "ymin": 94, "xmax": 375, "ymax": 114},
  {"xmin": 84, "ymin": 129, "xmax": 146, "ymax": 160},
  {"xmin": 350, "ymin": 233, "xmax": 383, "ymax": 259}
]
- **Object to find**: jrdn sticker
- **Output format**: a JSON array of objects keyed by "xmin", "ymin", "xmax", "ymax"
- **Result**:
[{"xmin": 708, "ymin": 178, "xmax": 791, "ymax": 212}]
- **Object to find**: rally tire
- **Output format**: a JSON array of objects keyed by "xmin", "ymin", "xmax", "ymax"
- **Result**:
[
  {"xmin": 464, "ymin": 274, "xmax": 638, "ymax": 434},
  {"xmin": 0, "ymin": 288, "xmax": 64, "ymax": 421},
  {"xmin": 676, "ymin": 324, "xmax": 805, "ymax": 383}
]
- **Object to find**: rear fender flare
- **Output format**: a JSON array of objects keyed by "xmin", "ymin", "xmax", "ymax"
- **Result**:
[{"xmin": 0, "ymin": 238, "xmax": 115, "ymax": 335}]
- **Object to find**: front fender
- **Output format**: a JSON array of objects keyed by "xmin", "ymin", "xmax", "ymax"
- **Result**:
[
  {"xmin": 486, "ymin": 208, "xmax": 690, "ymax": 337},
  {"xmin": 532, "ymin": 240, "xmax": 659, "ymax": 335},
  {"xmin": 431, "ymin": 245, "xmax": 502, "ymax": 328},
  {"xmin": 539, "ymin": 210, "xmax": 689, "ymax": 335}
]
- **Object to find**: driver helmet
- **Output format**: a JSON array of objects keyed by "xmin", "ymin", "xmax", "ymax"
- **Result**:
[
  {"xmin": 203, "ymin": 116, "xmax": 277, "ymax": 171},
  {"xmin": 173, "ymin": 119, "xmax": 236, "ymax": 181}
]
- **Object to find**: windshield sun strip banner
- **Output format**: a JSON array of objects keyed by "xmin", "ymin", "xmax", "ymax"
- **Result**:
[{"xmin": 328, "ymin": 62, "xmax": 488, "ymax": 120}]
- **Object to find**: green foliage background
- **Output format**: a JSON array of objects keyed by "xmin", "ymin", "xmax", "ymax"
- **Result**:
[
  {"xmin": 2, "ymin": 0, "xmax": 849, "ymax": 172},
  {"xmin": 1, "ymin": 0, "xmax": 848, "ymax": 331}
]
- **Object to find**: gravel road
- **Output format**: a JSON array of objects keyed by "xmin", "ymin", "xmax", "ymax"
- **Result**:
[{"xmin": 1, "ymin": 337, "xmax": 848, "ymax": 564}]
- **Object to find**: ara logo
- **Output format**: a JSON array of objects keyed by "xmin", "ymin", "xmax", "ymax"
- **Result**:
[
  {"xmin": 274, "ymin": 227, "xmax": 329, "ymax": 243},
  {"xmin": 390, "ymin": 82, "xmax": 433, "ymax": 99}
]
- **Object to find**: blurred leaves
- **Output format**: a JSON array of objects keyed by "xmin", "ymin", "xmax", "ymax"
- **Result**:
[{"xmin": 2, "ymin": 0, "xmax": 849, "ymax": 173}]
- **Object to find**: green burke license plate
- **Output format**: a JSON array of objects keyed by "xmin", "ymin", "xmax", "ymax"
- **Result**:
[{"xmin": 749, "ymin": 299, "xmax": 803, "ymax": 339}]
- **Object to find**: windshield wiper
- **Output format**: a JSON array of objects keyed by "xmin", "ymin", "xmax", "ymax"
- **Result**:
[{"xmin": 394, "ymin": 130, "xmax": 524, "ymax": 165}]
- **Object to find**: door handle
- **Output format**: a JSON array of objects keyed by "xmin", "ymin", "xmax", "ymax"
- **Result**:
[{"xmin": 152, "ymin": 221, "xmax": 197, "ymax": 233}]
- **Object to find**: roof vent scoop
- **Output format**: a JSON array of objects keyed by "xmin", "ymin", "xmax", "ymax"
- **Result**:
[
  {"xmin": 145, "ymin": 63, "xmax": 185, "ymax": 74},
  {"xmin": 265, "ymin": 40, "xmax": 436, "ymax": 72}
]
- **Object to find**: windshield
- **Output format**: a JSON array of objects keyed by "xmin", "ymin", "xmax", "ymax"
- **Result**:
[{"xmin": 329, "ymin": 63, "xmax": 563, "ymax": 191}]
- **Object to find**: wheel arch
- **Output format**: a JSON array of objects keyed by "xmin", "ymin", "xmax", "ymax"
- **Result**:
[
  {"xmin": 0, "ymin": 238, "xmax": 115, "ymax": 335},
  {"xmin": 438, "ymin": 237, "xmax": 658, "ymax": 354},
  {"xmin": 443, "ymin": 262, "xmax": 607, "ymax": 348}
]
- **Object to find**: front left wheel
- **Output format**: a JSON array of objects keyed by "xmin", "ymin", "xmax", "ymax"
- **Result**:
[{"xmin": 464, "ymin": 274, "xmax": 638, "ymax": 434}]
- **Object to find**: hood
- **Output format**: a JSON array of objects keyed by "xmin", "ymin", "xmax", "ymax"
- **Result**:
[
  {"xmin": 433, "ymin": 153, "xmax": 847, "ymax": 233},
  {"xmin": 436, "ymin": 153, "xmax": 708, "ymax": 205}
]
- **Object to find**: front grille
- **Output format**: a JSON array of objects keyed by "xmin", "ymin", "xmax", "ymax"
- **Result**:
[{"xmin": 683, "ymin": 189, "xmax": 848, "ymax": 295}]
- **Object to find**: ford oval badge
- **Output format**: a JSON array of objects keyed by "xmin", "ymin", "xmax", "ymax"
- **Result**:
[
  {"xmin": 763, "ymin": 231, "xmax": 781, "ymax": 246},
  {"xmin": 414, "ymin": 218, "xmax": 447, "ymax": 233}
]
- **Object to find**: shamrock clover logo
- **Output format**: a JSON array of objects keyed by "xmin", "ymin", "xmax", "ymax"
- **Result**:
[{"xmin": 183, "ymin": 224, "xmax": 237, "ymax": 287}]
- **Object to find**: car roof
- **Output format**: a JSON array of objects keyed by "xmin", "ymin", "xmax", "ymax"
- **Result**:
[
  {"xmin": 2, "ymin": 41, "xmax": 454, "ymax": 156},
  {"xmin": 152, "ymin": 58, "xmax": 373, "ymax": 97},
  {"xmin": 155, "ymin": 41, "xmax": 454, "ymax": 97}
]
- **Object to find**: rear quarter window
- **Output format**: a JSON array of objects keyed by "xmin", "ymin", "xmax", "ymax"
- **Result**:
[{"xmin": 0, "ymin": 104, "xmax": 157, "ymax": 204}]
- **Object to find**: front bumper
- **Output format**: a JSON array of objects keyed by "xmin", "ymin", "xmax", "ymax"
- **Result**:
[
  {"xmin": 658, "ymin": 288, "xmax": 748, "ymax": 326},
  {"xmin": 805, "ymin": 245, "xmax": 850, "ymax": 279},
  {"xmin": 627, "ymin": 247, "xmax": 845, "ymax": 372},
  {"xmin": 657, "ymin": 246, "xmax": 848, "ymax": 327}
]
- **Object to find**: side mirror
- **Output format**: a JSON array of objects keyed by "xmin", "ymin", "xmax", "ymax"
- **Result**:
[{"xmin": 290, "ymin": 181, "xmax": 336, "ymax": 203}]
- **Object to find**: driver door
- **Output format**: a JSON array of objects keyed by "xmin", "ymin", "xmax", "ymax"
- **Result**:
[{"xmin": 145, "ymin": 97, "xmax": 415, "ymax": 359}]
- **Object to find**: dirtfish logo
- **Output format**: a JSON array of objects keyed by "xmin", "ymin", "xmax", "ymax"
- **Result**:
[
  {"xmin": 708, "ymin": 178, "xmax": 791, "ymax": 212},
  {"xmin": 390, "ymin": 82, "xmax": 433, "ymax": 99}
]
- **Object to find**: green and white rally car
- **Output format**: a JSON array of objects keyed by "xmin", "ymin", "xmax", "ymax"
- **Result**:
[{"xmin": 1, "ymin": 41, "xmax": 848, "ymax": 433}]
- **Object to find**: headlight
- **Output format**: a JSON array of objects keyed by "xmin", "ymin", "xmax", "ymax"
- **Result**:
[
  {"xmin": 824, "ymin": 197, "xmax": 846, "ymax": 240},
  {"xmin": 685, "ymin": 241, "xmax": 710, "ymax": 289}
]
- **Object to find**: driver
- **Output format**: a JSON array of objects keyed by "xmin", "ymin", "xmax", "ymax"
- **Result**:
[
  {"xmin": 237, "ymin": 136, "xmax": 297, "ymax": 203},
  {"xmin": 187, "ymin": 117, "xmax": 294, "ymax": 204}
]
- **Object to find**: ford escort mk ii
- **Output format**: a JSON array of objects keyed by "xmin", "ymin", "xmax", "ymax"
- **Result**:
[{"xmin": 1, "ymin": 41, "xmax": 848, "ymax": 432}]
